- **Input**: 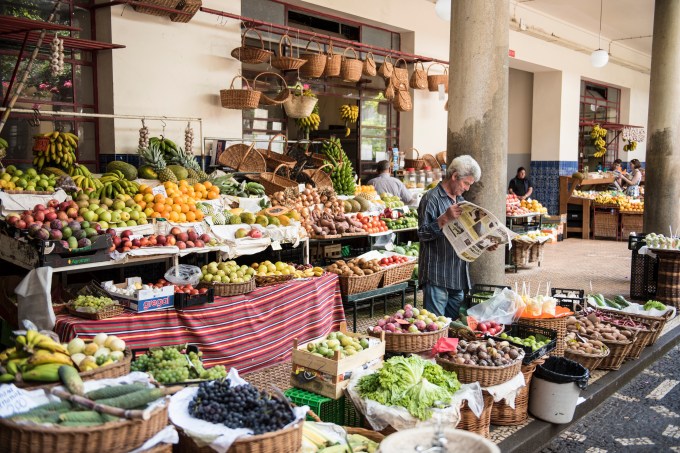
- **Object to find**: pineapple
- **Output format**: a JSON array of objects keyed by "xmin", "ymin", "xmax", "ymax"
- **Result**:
[
  {"xmin": 138, "ymin": 142, "xmax": 177, "ymax": 183},
  {"xmin": 165, "ymin": 146, "xmax": 209, "ymax": 182}
]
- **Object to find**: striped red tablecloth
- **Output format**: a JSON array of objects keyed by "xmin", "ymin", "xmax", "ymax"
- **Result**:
[{"xmin": 54, "ymin": 273, "xmax": 345, "ymax": 374}]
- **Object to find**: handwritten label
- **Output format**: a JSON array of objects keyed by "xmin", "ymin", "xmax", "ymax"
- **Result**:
[
  {"xmin": 0, "ymin": 385, "xmax": 38, "ymax": 417},
  {"xmin": 407, "ymin": 240, "xmax": 412, "ymax": 247},
  {"xmin": 152, "ymin": 185, "xmax": 168, "ymax": 197},
  {"xmin": 298, "ymin": 184, "xmax": 306, "ymax": 193},
  {"xmin": 403, "ymin": 206, "xmax": 410, "ymax": 213},
  {"xmin": 271, "ymin": 240, "xmax": 282, "ymax": 251},
  {"xmin": 194, "ymin": 224, "xmax": 205, "ymax": 236}
]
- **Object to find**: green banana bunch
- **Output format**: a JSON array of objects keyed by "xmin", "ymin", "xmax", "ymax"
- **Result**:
[
  {"xmin": 149, "ymin": 136, "xmax": 179, "ymax": 159},
  {"xmin": 245, "ymin": 181, "xmax": 266, "ymax": 196},
  {"xmin": 32, "ymin": 131, "xmax": 78, "ymax": 171},
  {"xmin": 69, "ymin": 163, "xmax": 92, "ymax": 178},
  {"xmin": 320, "ymin": 137, "xmax": 356, "ymax": 195},
  {"xmin": 0, "ymin": 137, "xmax": 8, "ymax": 150},
  {"xmin": 295, "ymin": 102, "xmax": 320, "ymax": 136}
]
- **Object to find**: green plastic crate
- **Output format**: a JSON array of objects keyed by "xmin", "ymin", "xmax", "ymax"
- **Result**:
[{"xmin": 284, "ymin": 388, "xmax": 361, "ymax": 427}]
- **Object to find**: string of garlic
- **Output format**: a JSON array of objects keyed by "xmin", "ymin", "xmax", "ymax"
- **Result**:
[
  {"xmin": 184, "ymin": 122, "xmax": 194, "ymax": 151},
  {"xmin": 50, "ymin": 35, "xmax": 65, "ymax": 77}
]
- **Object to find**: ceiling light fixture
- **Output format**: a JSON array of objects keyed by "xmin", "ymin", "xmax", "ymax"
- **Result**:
[
  {"xmin": 591, "ymin": 0, "xmax": 609, "ymax": 68},
  {"xmin": 435, "ymin": 0, "xmax": 451, "ymax": 22}
]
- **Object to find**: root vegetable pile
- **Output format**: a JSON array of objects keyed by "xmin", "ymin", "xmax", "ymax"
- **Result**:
[
  {"xmin": 439, "ymin": 339, "xmax": 523, "ymax": 367},
  {"xmin": 326, "ymin": 258, "xmax": 381, "ymax": 277}
]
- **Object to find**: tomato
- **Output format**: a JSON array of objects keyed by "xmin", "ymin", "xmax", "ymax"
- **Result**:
[
  {"xmin": 198, "ymin": 288, "xmax": 208, "ymax": 294},
  {"xmin": 380, "ymin": 258, "xmax": 388, "ymax": 265},
  {"xmin": 190, "ymin": 289, "xmax": 199, "ymax": 295},
  {"xmin": 356, "ymin": 213, "xmax": 364, "ymax": 220}
]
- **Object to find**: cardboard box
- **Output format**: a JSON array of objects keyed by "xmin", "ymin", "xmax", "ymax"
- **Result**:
[
  {"xmin": 323, "ymin": 244, "xmax": 342, "ymax": 260},
  {"xmin": 102, "ymin": 277, "xmax": 174, "ymax": 313},
  {"xmin": 290, "ymin": 321, "xmax": 385, "ymax": 399}
]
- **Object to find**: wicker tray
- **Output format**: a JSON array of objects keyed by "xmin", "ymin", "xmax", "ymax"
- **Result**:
[
  {"xmin": 369, "ymin": 326, "xmax": 447, "ymax": 354},
  {"xmin": 176, "ymin": 423, "xmax": 303, "ymax": 453},
  {"xmin": 595, "ymin": 307, "xmax": 668, "ymax": 347},
  {"xmin": 519, "ymin": 316, "xmax": 568, "ymax": 357},
  {"xmin": 490, "ymin": 361, "xmax": 540, "ymax": 426},
  {"xmin": 302, "ymin": 164, "xmax": 333, "ymax": 190},
  {"xmin": 218, "ymin": 143, "xmax": 266, "ymax": 173},
  {"xmin": 0, "ymin": 402, "xmax": 168, "ymax": 453},
  {"xmin": 67, "ymin": 304, "xmax": 124, "ymax": 320},
  {"xmin": 436, "ymin": 353, "xmax": 524, "ymax": 388},
  {"xmin": 338, "ymin": 271, "xmax": 384, "ymax": 296},
  {"xmin": 254, "ymin": 274, "xmax": 294, "ymax": 287},
  {"xmin": 198, "ymin": 279, "xmax": 256, "ymax": 297},
  {"xmin": 456, "ymin": 392, "xmax": 494, "ymax": 438},
  {"xmin": 380, "ymin": 260, "xmax": 417, "ymax": 287},
  {"xmin": 563, "ymin": 346, "xmax": 610, "ymax": 372}
]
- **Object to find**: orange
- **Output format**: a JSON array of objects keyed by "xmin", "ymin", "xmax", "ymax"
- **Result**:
[
  {"xmin": 150, "ymin": 212, "xmax": 161, "ymax": 218},
  {"xmin": 169, "ymin": 211, "xmax": 180, "ymax": 222},
  {"xmin": 181, "ymin": 203, "xmax": 190, "ymax": 213},
  {"xmin": 154, "ymin": 203, "xmax": 165, "ymax": 213},
  {"xmin": 203, "ymin": 181, "xmax": 213, "ymax": 189},
  {"xmin": 185, "ymin": 211, "xmax": 196, "ymax": 222},
  {"xmin": 195, "ymin": 211, "xmax": 204, "ymax": 221},
  {"xmin": 138, "ymin": 201, "xmax": 146, "ymax": 209},
  {"xmin": 172, "ymin": 204, "xmax": 182, "ymax": 213},
  {"xmin": 207, "ymin": 191, "xmax": 219, "ymax": 200},
  {"xmin": 154, "ymin": 194, "xmax": 164, "ymax": 203},
  {"xmin": 165, "ymin": 197, "xmax": 173, "ymax": 206},
  {"xmin": 178, "ymin": 213, "xmax": 187, "ymax": 222}
]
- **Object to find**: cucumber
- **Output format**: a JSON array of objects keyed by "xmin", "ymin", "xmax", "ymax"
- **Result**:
[
  {"xmin": 96, "ymin": 388, "xmax": 164, "ymax": 409},
  {"xmin": 86, "ymin": 383, "xmax": 147, "ymax": 401},
  {"xmin": 59, "ymin": 411, "xmax": 104, "ymax": 423},
  {"xmin": 101, "ymin": 413, "xmax": 121, "ymax": 423},
  {"xmin": 604, "ymin": 298, "xmax": 621, "ymax": 309},
  {"xmin": 614, "ymin": 295, "xmax": 631, "ymax": 308},
  {"xmin": 595, "ymin": 294, "xmax": 607, "ymax": 307},
  {"xmin": 11, "ymin": 413, "xmax": 62, "ymax": 424}
]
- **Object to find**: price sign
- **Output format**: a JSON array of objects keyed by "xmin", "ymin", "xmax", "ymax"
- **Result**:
[
  {"xmin": 194, "ymin": 224, "xmax": 205, "ymax": 236},
  {"xmin": 271, "ymin": 240, "xmax": 282, "ymax": 251},
  {"xmin": 403, "ymin": 206, "xmax": 410, "ymax": 213},
  {"xmin": 298, "ymin": 184, "xmax": 306, "ymax": 193},
  {"xmin": 152, "ymin": 185, "xmax": 167, "ymax": 197},
  {"xmin": 0, "ymin": 385, "xmax": 39, "ymax": 418}
]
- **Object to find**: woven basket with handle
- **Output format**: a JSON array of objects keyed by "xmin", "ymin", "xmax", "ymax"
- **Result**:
[
  {"xmin": 324, "ymin": 40, "xmax": 341, "ymax": 77},
  {"xmin": 457, "ymin": 392, "xmax": 494, "ymax": 438},
  {"xmin": 392, "ymin": 82, "xmax": 412, "ymax": 112},
  {"xmin": 490, "ymin": 360, "xmax": 542, "ymax": 426},
  {"xmin": 404, "ymin": 147, "xmax": 425, "ymax": 170},
  {"xmin": 391, "ymin": 58, "xmax": 409, "ymax": 86},
  {"xmin": 378, "ymin": 55, "xmax": 394, "ymax": 79},
  {"xmin": 436, "ymin": 351, "xmax": 524, "ymax": 387},
  {"xmin": 363, "ymin": 51, "xmax": 377, "ymax": 76},
  {"xmin": 423, "ymin": 153, "xmax": 440, "ymax": 169},
  {"xmin": 427, "ymin": 63, "xmax": 449, "ymax": 92},
  {"xmin": 220, "ymin": 76, "xmax": 261, "ymax": 110},
  {"xmin": 410, "ymin": 61, "xmax": 428, "ymax": 90},
  {"xmin": 272, "ymin": 34, "xmax": 306, "ymax": 71},
  {"xmin": 436, "ymin": 151, "xmax": 447, "ymax": 166},
  {"xmin": 252, "ymin": 164, "xmax": 299, "ymax": 195},
  {"xmin": 132, "ymin": 0, "xmax": 179, "ymax": 16},
  {"xmin": 258, "ymin": 133, "xmax": 297, "ymax": 171},
  {"xmin": 230, "ymin": 28, "xmax": 273, "ymax": 64},
  {"xmin": 283, "ymin": 84, "xmax": 318, "ymax": 118},
  {"xmin": 340, "ymin": 47, "xmax": 363, "ymax": 82},
  {"xmin": 198, "ymin": 279, "xmax": 255, "ymax": 297},
  {"xmin": 176, "ymin": 423, "xmax": 303, "ymax": 453},
  {"xmin": 217, "ymin": 142, "xmax": 266, "ymax": 173},
  {"xmin": 369, "ymin": 326, "xmax": 448, "ymax": 353},
  {"xmin": 253, "ymin": 71, "xmax": 290, "ymax": 106},
  {"xmin": 169, "ymin": 0, "xmax": 201, "ymax": 23},
  {"xmin": 302, "ymin": 164, "xmax": 333, "ymax": 189},
  {"xmin": 299, "ymin": 39, "xmax": 326, "ymax": 78}
]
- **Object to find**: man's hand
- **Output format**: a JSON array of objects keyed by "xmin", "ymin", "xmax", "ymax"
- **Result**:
[
  {"xmin": 437, "ymin": 204, "xmax": 462, "ymax": 228},
  {"xmin": 487, "ymin": 243, "xmax": 500, "ymax": 251}
]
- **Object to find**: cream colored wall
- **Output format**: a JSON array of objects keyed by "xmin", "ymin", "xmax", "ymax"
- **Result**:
[{"xmin": 508, "ymin": 69, "xmax": 533, "ymax": 155}]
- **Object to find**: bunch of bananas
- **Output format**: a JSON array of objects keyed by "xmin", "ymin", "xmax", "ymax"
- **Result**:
[
  {"xmin": 339, "ymin": 104, "xmax": 359, "ymax": 137},
  {"xmin": 295, "ymin": 102, "xmax": 320, "ymax": 137},
  {"xmin": 32, "ymin": 131, "xmax": 78, "ymax": 171},
  {"xmin": 623, "ymin": 139, "xmax": 638, "ymax": 152},
  {"xmin": 91, "ymin": 170, "xmax": 139, "ymax": 199},
  {"xmin": 0, "ymin": 136, "xmax": 8, "ymax": 150},
  {"xmin": 69, "ymin": 163, "xmax": 92, "ymax": 178},
  {"xmin": 321, "ymin": 137, "xmax": 356, "ymax": 195},
  {"xmin": 0, "ymin": 330, "xmax": 73, "ymax": 383},
  {"xmin": 72, "ymin": 174, "xmax": 103, "ymax": 192},
  {"xmin": 590, "ymin": 124, "xmax": 608, "ymax": 158}
]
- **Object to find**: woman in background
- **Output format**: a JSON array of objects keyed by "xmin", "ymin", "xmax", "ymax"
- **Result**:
[{"xmin": 618, "ymin": 159, "xmax": 643, "ymax": 197}]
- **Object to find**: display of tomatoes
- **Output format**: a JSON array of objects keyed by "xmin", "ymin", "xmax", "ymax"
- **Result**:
[
  {"xmin": 357, "ymin": 214, "xmax": 389, "ymax": 234},
  {"xmin": 379, "ymin": 255, "xmax": 411, "ymax": 266}
]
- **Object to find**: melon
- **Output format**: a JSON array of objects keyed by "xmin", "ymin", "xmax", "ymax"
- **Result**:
[
  {"xmin": 571, "ymin": 172, "xmax": 585, "ymax": 181},
  {"xmin": 138, "ymin": 165, "xmax": 157, "ymax": 179},
  {"xmin": 167, "ymin": 165, "xmax": 188, "ymax": 180},
  {"xmin": 106, "ymin": 161, "xmax": 137, "ymax": 181}
]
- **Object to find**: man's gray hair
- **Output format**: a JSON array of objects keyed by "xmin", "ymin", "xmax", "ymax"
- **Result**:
[{"xmin": 445, "ymin": 155, "xmax": 482, "ymax": 181}]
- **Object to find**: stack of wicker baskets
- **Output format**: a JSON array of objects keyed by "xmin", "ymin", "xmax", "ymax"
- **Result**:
[
  {"xmin": 521, "ymin": 316, "xmax": 568, "ymax": 357},
  {"xmin": 490, "ymin": 359, "xmax": 544, "ymax": 426}
]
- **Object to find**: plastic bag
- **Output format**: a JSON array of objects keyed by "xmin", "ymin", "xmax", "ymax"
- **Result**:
[
  {"xmin": 466, "ymin": 288, "xmax": 519, "ymax": 325},
  {"xmin": 534, "ymin": 356, "xmax": 590, "ymax": 390},
  {"xmin": 164, "ymin": 265, "xmax": 202, "ymax": 286}
]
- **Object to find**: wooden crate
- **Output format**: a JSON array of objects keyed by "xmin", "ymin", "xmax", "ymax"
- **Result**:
[
  {"xmin": 291, "ymin": 321, "xmax": 385, "ymax": 399},
  {"xmin": 593, "ymin": 208, "xmax": 619, "ymax": 239},
  {"xmin": 323, "ymin": 244, "xmax": 342, "ymax": 260}
]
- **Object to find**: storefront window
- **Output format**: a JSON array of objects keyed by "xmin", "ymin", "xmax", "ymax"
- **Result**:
[{"xmin": 578, "ymin": 80, "xmax": 621, "ymax": 171}]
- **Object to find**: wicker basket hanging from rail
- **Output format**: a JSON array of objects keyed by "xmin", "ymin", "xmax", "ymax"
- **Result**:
[
  {"xmin": 283, "ymin": 84, "xmax": 318, "ymax": 118},
  {"xmin": 169, "ymin": 0, "xmax": 202, "ymax": 23},
  {"xmin": 219, "ymin": 76, "xmax": 261, "ymax": 110},
  {"xmin": 391, "ymin": 58, "xmax": 409, "ymax": 86},
  {"xmin": 272, "ymin": 34, "xmax": 306, "ymax": 71},
  {"xmin": 340, "ymin": 47, "xmax": 363, "ymax": 82},
  {"xmin": 427, "ymin": 62, "xmax": 449, "ymax": 93},
  {"xmin": 217, "ymin": 142, "xmax": 266, "ymax": 173},
  {"xmin": 132, "ymin": 0, "xmax": 180, "ymax": 16},
  {"xmin": 253, "ymin": 71, "xmax": 290, "ymax": 106},
  {"xmin": 323, "ymin": 40, "xmax": 342, "ymax": 77},
  {"xmin": 392, "ymin": 82, "xmax": 412, "ymax": 112},
  {"xmin": 299, "ymin": 39, "xmax": 327, "ymax": 78},
  {"xmin": 363, "ymin": 51, "xmax": 377, "ymax": 77},
  {"xmin": 230, "ymin": 28, "xmax": 273, "ymax": 64},
  {"xmin": 378, "ymin": 55, "xmax": 394, "ymax": 80},
  {"xmin": 410, "ymin": 61, "xmax": 428, "ymax": 90}
]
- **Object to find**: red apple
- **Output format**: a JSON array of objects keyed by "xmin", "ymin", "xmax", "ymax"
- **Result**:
[
  {"xmin": 75, "ymin": 216, "xmax": 84, "ymax": 223},
  {"xmin": 131, "ymin": 239, "xmax": 141, "ymax": 248},
  {"xmin": 170, "ymin": 227, "xmax": 182, "ymax": 236},
  {"xmin": 177, "ymin": 232, "xmax": 188, "ymax": 242},
  {"xmin": 48, "ymin": 199, "xmax": 59, "ymax": 209},
  {"xmin": 187, "ymin": 229, "xmax": 198, "ymax": 242},
  {"xmin": 34, "ymin": 204, "xmax": 46, "ymax": 212},
  {"xmin": 33, "ymin": 211, "xmax": 45, "ymax": 222},
  {"xmin": 6, "ymin": 215, "xmax": 19, "ymax": 226},
  {"xmin": 112, "ymin": 236, "xmax": 122, "ymax": 247},
  {"xmin": 45, "ymin": 211, "xmax": 58, "ymax": 222},
  {"xmin": 16, "ymin": 220, "xmax": 27, "ymax": 229},
  {"xmin": 194, "ymin": 239, "xmax": 205, "ymax": 247},
  {"xmin": 23, "ymin": 215, "xmax": 34, "ymax": 224},
  {"xmin": 166, "ymin": 236, "xmax": 176, "ymax": 246},
  {"xmin": 156, "ymin": 235, "xmax": 167, "ymax": 246},
  {"xmin": 106, "ymin": 228, "xmax": 117, "ymax": 236},
  {"xmin": 185, "ymin": 241, "xmax": 195, "ymax": 248},
  {"xmin": 59, "ymin": 201, "xmax": 71, "ymax": 212},
  {"xmin": 121, "ymin": 229, "xmax": 133, "ymax": 238}
]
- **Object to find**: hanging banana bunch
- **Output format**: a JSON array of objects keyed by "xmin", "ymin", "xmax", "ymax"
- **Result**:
[
  {"xmin": 623, "ymin": 139, "xmax": 638, "ymax": 152},
  {"xmin": 49, "ymin": 35, "xmax": 64, "ymax": 77},
  {"xmin": 339, "ymin": 104, "xmax": 359, "ymax": 137},
  {"xmin": 590, "ymin": 124, "xmax": 608, "ymax": 158},
  {"xmin": 295, "ymin": 102, "xmax": 320, "ymax": 139},
  {"xmin": 138, "ymin": 119, "xmax": 149, "ymax": 149},
  {"xmin": 185, "ymin": 122, "xmax": 194, "ymax": 151}
]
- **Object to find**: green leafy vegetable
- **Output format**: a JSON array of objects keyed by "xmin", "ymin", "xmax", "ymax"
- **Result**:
[
  {"xmin": 357, "ymin": 355, "xmax": 460, "ymax": 420},
  {"xmin": 643, "ymin": 300, "xmax": 666, "ymax": 311}
]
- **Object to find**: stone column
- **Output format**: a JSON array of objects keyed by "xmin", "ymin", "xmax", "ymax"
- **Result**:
[
  {"xmin": 644, "ymin": 0, "xmax": 680, "ymax": 234},
  {"xmin": 447, "ymin": 0, "xmax": 509, "ymax": 285}
]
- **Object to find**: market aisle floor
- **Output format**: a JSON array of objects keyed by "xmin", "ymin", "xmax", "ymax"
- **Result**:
[{"xmin": 540, "ymin": 344, "xmax": 680, "ymax": 453}]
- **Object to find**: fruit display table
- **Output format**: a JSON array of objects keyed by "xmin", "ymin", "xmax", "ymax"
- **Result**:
[{"xmin": 54, "ymin": 273, "xmax": 345, "ymax": 374}]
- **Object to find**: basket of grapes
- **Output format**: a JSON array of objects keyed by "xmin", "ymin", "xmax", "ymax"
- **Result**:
[
  {"xmin": 171, "ymin": 376, "xmax": 305, "ymax": 453},
  {"xmin": 131, "ymin": 344, "xmax": 227, "ymax": 385},
  {"xmin": 67, "ymin": 294, "xmax": 124, "ymax": 320}
]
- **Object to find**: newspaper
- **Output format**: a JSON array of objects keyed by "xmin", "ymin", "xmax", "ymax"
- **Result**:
[{"xmin": 442, "ymin": 201, "xmax": 516, "ymax": 262}]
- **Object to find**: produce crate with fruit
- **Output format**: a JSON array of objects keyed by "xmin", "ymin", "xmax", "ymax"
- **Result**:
[
  {"xmin": 291, "ymin": 322, "xmax": 385, "ymax": 399},
  {"xmin": 492, "ymin": 323, "xmax": 557, "ymax": 363},
  {"xmin": 101, "ymin": 277, "xmax": 175, "ymax": 312},
  {"xmin": 367, "ymin": 305, "xmax": 450, "ymax": 353},
  {"xmin": 375, "ymin": 252, "xmax": 417, "ymax": 287}
]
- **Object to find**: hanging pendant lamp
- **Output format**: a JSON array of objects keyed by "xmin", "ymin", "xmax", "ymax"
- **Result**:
[
  {"xmin": 435, "ymin": 0, "xmax": 451, "ymax": 21},
  {"xmin": 591, "ymin": 0, "xmax": 609, "ymax": 68}
]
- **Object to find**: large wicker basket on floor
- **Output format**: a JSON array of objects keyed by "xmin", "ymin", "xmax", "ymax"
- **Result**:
[
  {"xmin": 436, "ymin": 353, "xmax": 523, "ymax": 388},
  {"xmin": 563, "ymin": 345, "xmax": 609, "ymax": 372},
  {"xmin": 176, "ymin": 423, "xmax": 303, "ymax": 453},
  {"xmin": 369, "ymin": 326, "xmax": 448, "ymax": 354},
  {"xmin": 520, "ymin": 316, "xmax": 568, "ymax": 356},
  {"xmin": 590, "ymin": 334, "xmax": 634, "ymax": 371},
  {"xmin": 0, "ymin": 403, "xmax": 168, "ymax": 453},
  {"xmin": 457, "ymin": 392, "xmax": 494, "ymax": 438},
  {"xmin": 490, "ymin": 359, "xmax": 542, "ymax": 426}
]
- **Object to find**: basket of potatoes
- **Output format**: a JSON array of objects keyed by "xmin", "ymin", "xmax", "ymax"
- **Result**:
[
  {"xmin": 326, "ymin": 258, "xmax": 384, "ymax": 295},
  {"xmin": 566, "ymin": 314, "xmax": 637, "ymax": 371},
  {"xmin": 563, "ymin": 331, "xmax": 610, "ymax": 371}
]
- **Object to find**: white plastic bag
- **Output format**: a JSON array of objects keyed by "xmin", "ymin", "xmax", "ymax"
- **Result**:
[
  {"xmin": 467, "ymin": 288, "xmax": 519, "ymax": 325},
  {"xmin": 164, "ymin": 265, "xmax": 202, "ymax": 286}
]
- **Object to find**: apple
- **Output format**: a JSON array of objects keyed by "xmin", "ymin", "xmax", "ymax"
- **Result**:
[
  {"xmin": 187, "ymin": 229, "xmax": 198, "ymax": 242},
  {"xmin": 156, "ymin": 235, "xmax": 167, "ymax": 246},
  {"xmin": 199, "ymin": 233, "xmax": 211, "ymax": 243},
  {"xmin": 106, "ymin": 228, "xmax": 117, "ymax": 236},
  {"xmin": 177, "ymin": 232, "xmax": 189, "ymax": 242},
  {"xmin": 194, "ymin": 239, "xmax": 205, "ymax": 247},
  {"xmin": 170, "ymin": 227, "xmax": 182, "ymax": 236},
  {"xmin": 48, "ymin": 199, "xmax": 59, "ymax": 209},
  {"xmin": 121, "ymin": 229, "xmax": 133, "ymax": 238},
  {"xmin": 176, "ymin": 241, "xmax": 186, "ymax": 250},
  {"xmin": 185, "ymin": 241, "xmax": 195, "ymax": 248}
]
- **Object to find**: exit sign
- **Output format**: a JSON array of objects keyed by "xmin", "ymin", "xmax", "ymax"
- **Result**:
[{"xmin": 509, "ymin": 49, "xmax": 516, "ymax": 57}]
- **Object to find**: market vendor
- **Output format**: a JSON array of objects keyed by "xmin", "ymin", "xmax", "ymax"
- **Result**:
[
  {"xmin": 367, "ymin": 160, "xmax": 416, "ymax": 205},
  {"xmin": 508, "ymin": 167, "xmax": 533, "ymax": 200},
  {"xmin": 609, "ymin": 159, "xmax": 624, "ymax": 191},
  {"xmin": 417, "ymin": 155, "xmax": 498, "ymax": 319},
  {"xmin": 618, "ymin": 158, "xmax": 643, "ymax": 197}
]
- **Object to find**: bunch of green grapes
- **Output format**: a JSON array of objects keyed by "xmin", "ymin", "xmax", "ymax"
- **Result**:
[
  {"xmin": 71, "ymin": 295, "xmax": 116, "ymax": 310},
  {"xmin": 132, "ymin": 346, "xmax": 226, "ymax": 383},
  {"xmin": 200, "ymin": 365, "xmax": 227, "ymax": 380}
]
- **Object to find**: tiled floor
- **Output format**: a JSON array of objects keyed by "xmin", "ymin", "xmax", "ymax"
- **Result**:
[{"xmin": 243, "ymin": 237, "xmax": 664, "ymax": 444}]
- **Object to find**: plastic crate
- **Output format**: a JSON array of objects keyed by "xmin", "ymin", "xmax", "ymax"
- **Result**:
[
  {"xmin": 466, "ymin": 284, "xmax": 511, "ymax": 306},
  {"xmin": 174, "ymin": 287, "xmax": 215, "ymax": 309},
  {"xmin": 551, "ymin": 287, "xmax": 585, "ymax": 311},
  {"xmin": 491, "ymin": 323, "xmax": 557, "ymax": 364},
  {"xmin": 284, "ymin": 388, "xmax": 361, "ymax": 426},
  {"xmin": 628, "ymin": 233, "xmax": 658, "ymax": 300}
]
